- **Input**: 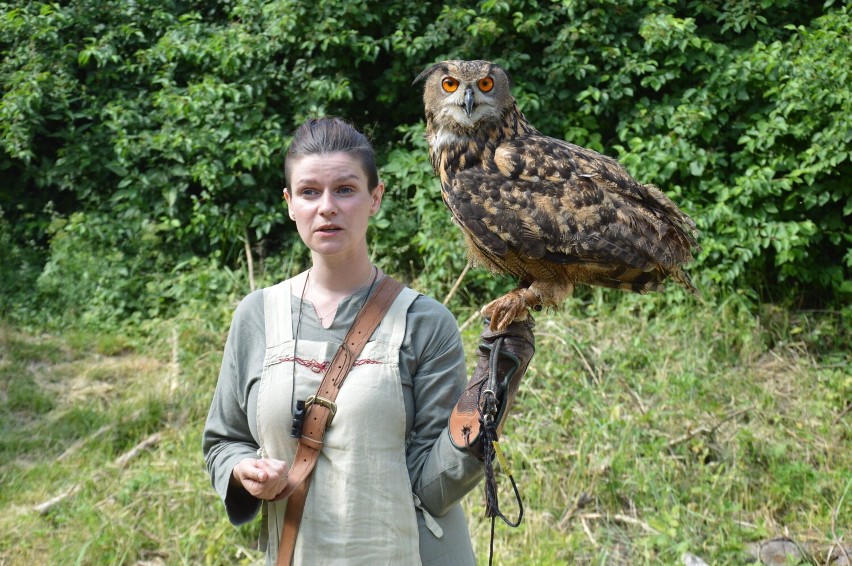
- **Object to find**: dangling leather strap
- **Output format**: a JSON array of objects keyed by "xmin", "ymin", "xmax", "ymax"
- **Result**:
[{"xmin": 274, "ymin": 275, "xmax": 404, "ymax": 566}]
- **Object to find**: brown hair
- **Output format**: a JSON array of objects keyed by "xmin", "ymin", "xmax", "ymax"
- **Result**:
[{"xmin": 284, "ymin": 117, "xmax": 379, "ymax": 191}]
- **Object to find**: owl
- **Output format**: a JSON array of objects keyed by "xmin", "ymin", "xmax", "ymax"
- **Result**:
[{"xmin": 414, "ymin": 60, "xmax": 700, "ymax": 331}]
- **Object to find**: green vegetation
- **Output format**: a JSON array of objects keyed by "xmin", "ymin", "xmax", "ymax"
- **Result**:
[
  {"xmin": 1, "ymin": 0, "xmax": 849, "ymax": 326},
  {"xmin": 1, "ymin": 290, "xmax": 849, "ymax": 564},
  {"xmin": 1, "ymin": 0, "xmax": 850, "ymax": 564}
]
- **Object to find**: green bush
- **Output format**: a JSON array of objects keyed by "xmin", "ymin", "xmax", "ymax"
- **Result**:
[
  {"xmin": 32, "ymin": 211, "xmax": 250, "ymax": 331},
  {"xmin": 0, "ymin": 207, "xmax": 43, "ymax": 320},
  {"xmin": 1, "ymin": 1, "xmax": 849, "ymax": 330}
]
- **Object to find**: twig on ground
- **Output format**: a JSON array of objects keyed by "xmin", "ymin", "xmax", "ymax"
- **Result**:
[
  {"xmin": 56, "ymin": 424, "xmax": 112, "ymax": 462},
  {"xmin": 33, "ymin": 431, "xmax": 164, "ymax": 514},
  {"xmin": 576, "ymin": 512, "xmax": 659, "ymax": 534},
  {"xmin": 667, "ymin": 407, "xmax": 751, "ymax": 449},
  {"xmin": 580, "ymin": 516, "xmax": 598, "ymax": 547},
  {"xmin": 557, "ymin": 492, "xmax": 594, "ymax": 530},
  {"xmin": 668, "ymin": 425, "xmax": 714, "ymax": 449},
  {"xmin": 617, "ymin": 376, "xmax": 647, "ymax": 415},
  {"xmin": 835, "ymin": 402, "xmax": 851, "ymax": 425},
  {"xmin": 33, "ymin": 485, "xmax": 82, "ymax": 516},
  {"xmin": 115, "ymin": 432, "xmax": 162, "ymax": 468},
  {"xmin": 571, "ymin": 343, "xmax": 600, "ymax": 385}
]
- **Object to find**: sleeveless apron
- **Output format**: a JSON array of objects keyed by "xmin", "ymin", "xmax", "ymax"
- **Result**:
[{"xmin": 256, "ymin": 280, "xmax": 422, "ymax": 565}]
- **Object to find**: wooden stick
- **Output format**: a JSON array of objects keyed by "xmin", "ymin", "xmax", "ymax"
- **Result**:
[
  {"xmin": 834, "ymin": 401, "xmax": 851, "ymax": 425},
  {"xmin": 56, "ymin": 424, "xmax": 112, "ymax": 462},
  {"xmin": 169, "ymin": 326, "xmax": 180, "ymax": 395},
  {"xmin": 617, "ymin": 376, "xmax": 647, "ymax": 415},
  {"xmin": 576, "ymin": 512, "xmax": 659, "ymax": 534},
  {"xmin": 557, "ymin": 492, "xmax": 594, "ymax": 530},
  {"xmin": 667, "ymin": 407, "xmax": 751, "ymax": 449},
  {"xmin": 34, "ymin": 431, "xmax": 163, "ymax": 514},
  {"xmin": 571, "ymin": 343, "xmax": 599, "ymax": 385},
  {"xmin": 33, "ymin": 485, "xmax": 81, "ymax": 516},
  {"xmin": 458, "ymin": 309, "xmax": 485, "ymax": 333},
  {"xmin": 667, "ymin": 425, "xmax": 713, "ymax": 449},
  {"xmin": 580, "ymin": 516, "xmax": 598, "ymax": 546},
  {"xmin": 243, "ymin": 228, "xmax": 256, "ymax": 292},
  {"xmin": 115, "ymin": 432, "xmax": 162, "ymax": 468},
  {"xmin": 443, "ymin": 262, "xmax": 470, "ymax": 305}
]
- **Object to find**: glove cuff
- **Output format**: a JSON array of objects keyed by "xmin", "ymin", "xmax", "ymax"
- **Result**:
[{"xmin": 449, "ymin": 318, "xmax": 535, "ymax": 458}]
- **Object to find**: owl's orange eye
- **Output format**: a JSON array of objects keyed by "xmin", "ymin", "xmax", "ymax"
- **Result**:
[
  {"xmin": 441, "ymin": 77, "xmax": 459, "ymax": 93},
  {"xmin": 478, "ymin": 77, "xmax": 494, "ymax": 92}
]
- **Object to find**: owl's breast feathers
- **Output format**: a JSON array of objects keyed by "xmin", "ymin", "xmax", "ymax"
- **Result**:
[{"xmin": 427, "ymin": 108, "xmax": 700, "ymax": 294}]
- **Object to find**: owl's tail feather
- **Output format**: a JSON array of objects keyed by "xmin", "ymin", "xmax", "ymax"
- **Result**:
[
  {"xmin": 591, "ymin": 265, "xmax": 697, "ymax": 295},
  {"xmin": 670, "ymin": 267, "xmax": 699, "ymax": 295}
]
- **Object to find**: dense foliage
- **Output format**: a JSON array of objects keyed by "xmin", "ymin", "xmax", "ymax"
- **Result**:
[{"xmin": 1, "ymin": 0, "xmax": 849, "ymax": 327}]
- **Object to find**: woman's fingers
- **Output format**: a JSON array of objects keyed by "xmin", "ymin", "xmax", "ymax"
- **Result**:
[
  {"xmin": 234, "ymin": 458, "xmax": 289, "ymax": 499},
  {"xmin": 258, "ymin": 458, "xmax": 289, "ymax": 481}
]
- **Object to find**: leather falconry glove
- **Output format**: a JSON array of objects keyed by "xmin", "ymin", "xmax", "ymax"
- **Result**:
[{"xmin": 449, "ymin": 318, "xmax": 536, "ymax": 458}]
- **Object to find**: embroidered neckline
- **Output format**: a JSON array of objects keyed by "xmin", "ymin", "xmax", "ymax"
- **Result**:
[{"xmin": 279, "ymin": 356, "xmax": 382, "ymax": 374}]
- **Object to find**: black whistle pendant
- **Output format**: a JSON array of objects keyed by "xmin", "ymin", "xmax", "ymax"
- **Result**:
[{"xmin": 290, "ymin": 399, "xmax": 306, "ymax": 438}]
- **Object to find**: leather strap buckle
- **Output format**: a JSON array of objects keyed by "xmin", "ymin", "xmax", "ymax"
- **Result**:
[{"xmin": 304, "ymin": 395, "xmax": 337, "ymax": 427}]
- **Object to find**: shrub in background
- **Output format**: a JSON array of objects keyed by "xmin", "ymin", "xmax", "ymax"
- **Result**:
[{"xmin": 1, "ymin": 1, "xmax": 849, "ymax": 332}]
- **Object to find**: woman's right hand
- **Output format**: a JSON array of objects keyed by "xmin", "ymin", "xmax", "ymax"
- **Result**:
[{"xmin": 231, "ymin": 458, "xmax": 289, "ymax": 500}]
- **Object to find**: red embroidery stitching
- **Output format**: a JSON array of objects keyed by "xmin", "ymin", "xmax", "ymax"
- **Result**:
[{"xmin": 279, "ymin": 356, "xmax": 382, "ymax": 373}]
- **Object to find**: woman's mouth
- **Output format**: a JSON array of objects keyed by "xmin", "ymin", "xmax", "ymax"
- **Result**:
[{"xmin": 316, "ymin": 224, "xmax": 342, "ymax": 234}]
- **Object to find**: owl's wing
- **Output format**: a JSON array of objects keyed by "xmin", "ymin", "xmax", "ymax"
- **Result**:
[{"xmin": 443, "ymin": 132, "xmax": 698, "ymax": 272}]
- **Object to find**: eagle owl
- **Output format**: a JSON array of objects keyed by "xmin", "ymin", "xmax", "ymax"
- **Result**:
[{"xmin": 414, "ymin": 60, "xmax": 700, "ymax": 330}]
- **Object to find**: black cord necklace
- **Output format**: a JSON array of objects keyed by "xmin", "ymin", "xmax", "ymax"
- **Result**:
[
  {"xmin": 289, "ymin": 265, "xmax": 379, "ymax": 438},
  {"xmin": 289, "ymin": 271, "xmax": 310, "ymax": 437}
]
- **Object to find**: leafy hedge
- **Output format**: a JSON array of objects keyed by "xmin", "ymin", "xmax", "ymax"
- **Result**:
[{"xmin": 1, "ymin": 0, "xmax": 849, "ymax": 325}]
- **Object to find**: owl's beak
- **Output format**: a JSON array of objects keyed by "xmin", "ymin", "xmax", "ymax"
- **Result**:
[{"xmin": 463, "ymin": 87, "xmax": 475, "ymax": 118}]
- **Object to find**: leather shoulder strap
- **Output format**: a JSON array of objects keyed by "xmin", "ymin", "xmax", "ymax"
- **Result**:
[{"xmin": 275, "ymin": 275, "xmax": 404, "ymax": 566}]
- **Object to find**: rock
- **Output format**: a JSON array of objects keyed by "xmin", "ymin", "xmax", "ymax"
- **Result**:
[
  {"xmin": 829, "ymin": 546, "xmax": 852, "ymax": 565},
  {"xmin": 754, "ymin": 537, "xmax": 807, "ymax": 565},
  {"xmin": 681, "ymin": 552, "xmax": 710, "ymax": 566}
]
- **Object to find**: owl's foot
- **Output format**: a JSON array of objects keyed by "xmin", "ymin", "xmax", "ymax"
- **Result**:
[{"xmin": 482, "ymin": 288, "xmax": 541, "ymax": 331}]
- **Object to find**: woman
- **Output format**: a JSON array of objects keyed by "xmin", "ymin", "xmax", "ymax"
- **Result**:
[{"xmin": 203, "ymin": 117, "xmax": 493, "ymax": 565}]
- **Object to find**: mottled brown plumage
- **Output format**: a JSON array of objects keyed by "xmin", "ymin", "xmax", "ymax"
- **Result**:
[{"xmin": 414, "ymin": 60, "xmax": 700, "ymax": 330}]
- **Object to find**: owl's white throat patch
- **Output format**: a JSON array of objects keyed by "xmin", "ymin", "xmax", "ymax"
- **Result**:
[{"xmin": 432, "ymin": 128, "xmax": 470, "ymax": 152}]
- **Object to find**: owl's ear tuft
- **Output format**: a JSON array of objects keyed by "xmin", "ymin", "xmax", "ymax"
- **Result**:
[
  {"xmin": 486, "ymin": 62, "xmax": 512, "ymax": 88},
  {"xmin": 413, "ymin": 62, "xmax": 448, "ymax": 86}
]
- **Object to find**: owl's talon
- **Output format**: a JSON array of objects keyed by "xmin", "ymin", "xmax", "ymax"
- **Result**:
[{"xmin": 482, "ymin": 288, "xmax": 538, "ymax": 331}]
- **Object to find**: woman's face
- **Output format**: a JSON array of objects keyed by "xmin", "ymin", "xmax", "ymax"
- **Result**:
[{"xmin": 284, "ymin": 152, "xmax": 383, "ymax": 262}]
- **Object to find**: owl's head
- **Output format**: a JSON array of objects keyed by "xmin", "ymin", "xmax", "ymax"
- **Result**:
[{"xmin": 413, "ymin": 60, "xmax": 514, "ymax": 132}]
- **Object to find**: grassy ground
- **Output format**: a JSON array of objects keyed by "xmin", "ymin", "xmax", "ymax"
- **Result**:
[{"xmin": 0, "ymin": 290, "xmax": 849, "ymax": 565}]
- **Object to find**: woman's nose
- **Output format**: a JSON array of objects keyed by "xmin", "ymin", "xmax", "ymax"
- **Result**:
[{"xmin": 318, "ymin": 192, "xmax": 337, "ymax": 216}]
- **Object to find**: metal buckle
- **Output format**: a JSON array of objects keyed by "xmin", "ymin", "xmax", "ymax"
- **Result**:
[
  {"xmin": 480, "ymin": 389, "xmax": 497, "ymax": 423},
  {"xmin": 304, "ymin": 395, "xmax": 338, "ymax": 427}
]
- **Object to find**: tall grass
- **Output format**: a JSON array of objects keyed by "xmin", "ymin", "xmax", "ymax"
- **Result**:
[
  {"xmin": 464, "ymin": 290, "xmax": 850, "ymax": 564},
  {"xmin": 0, "ymin": 288, "xmax": 849, "ymax": 565}
]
